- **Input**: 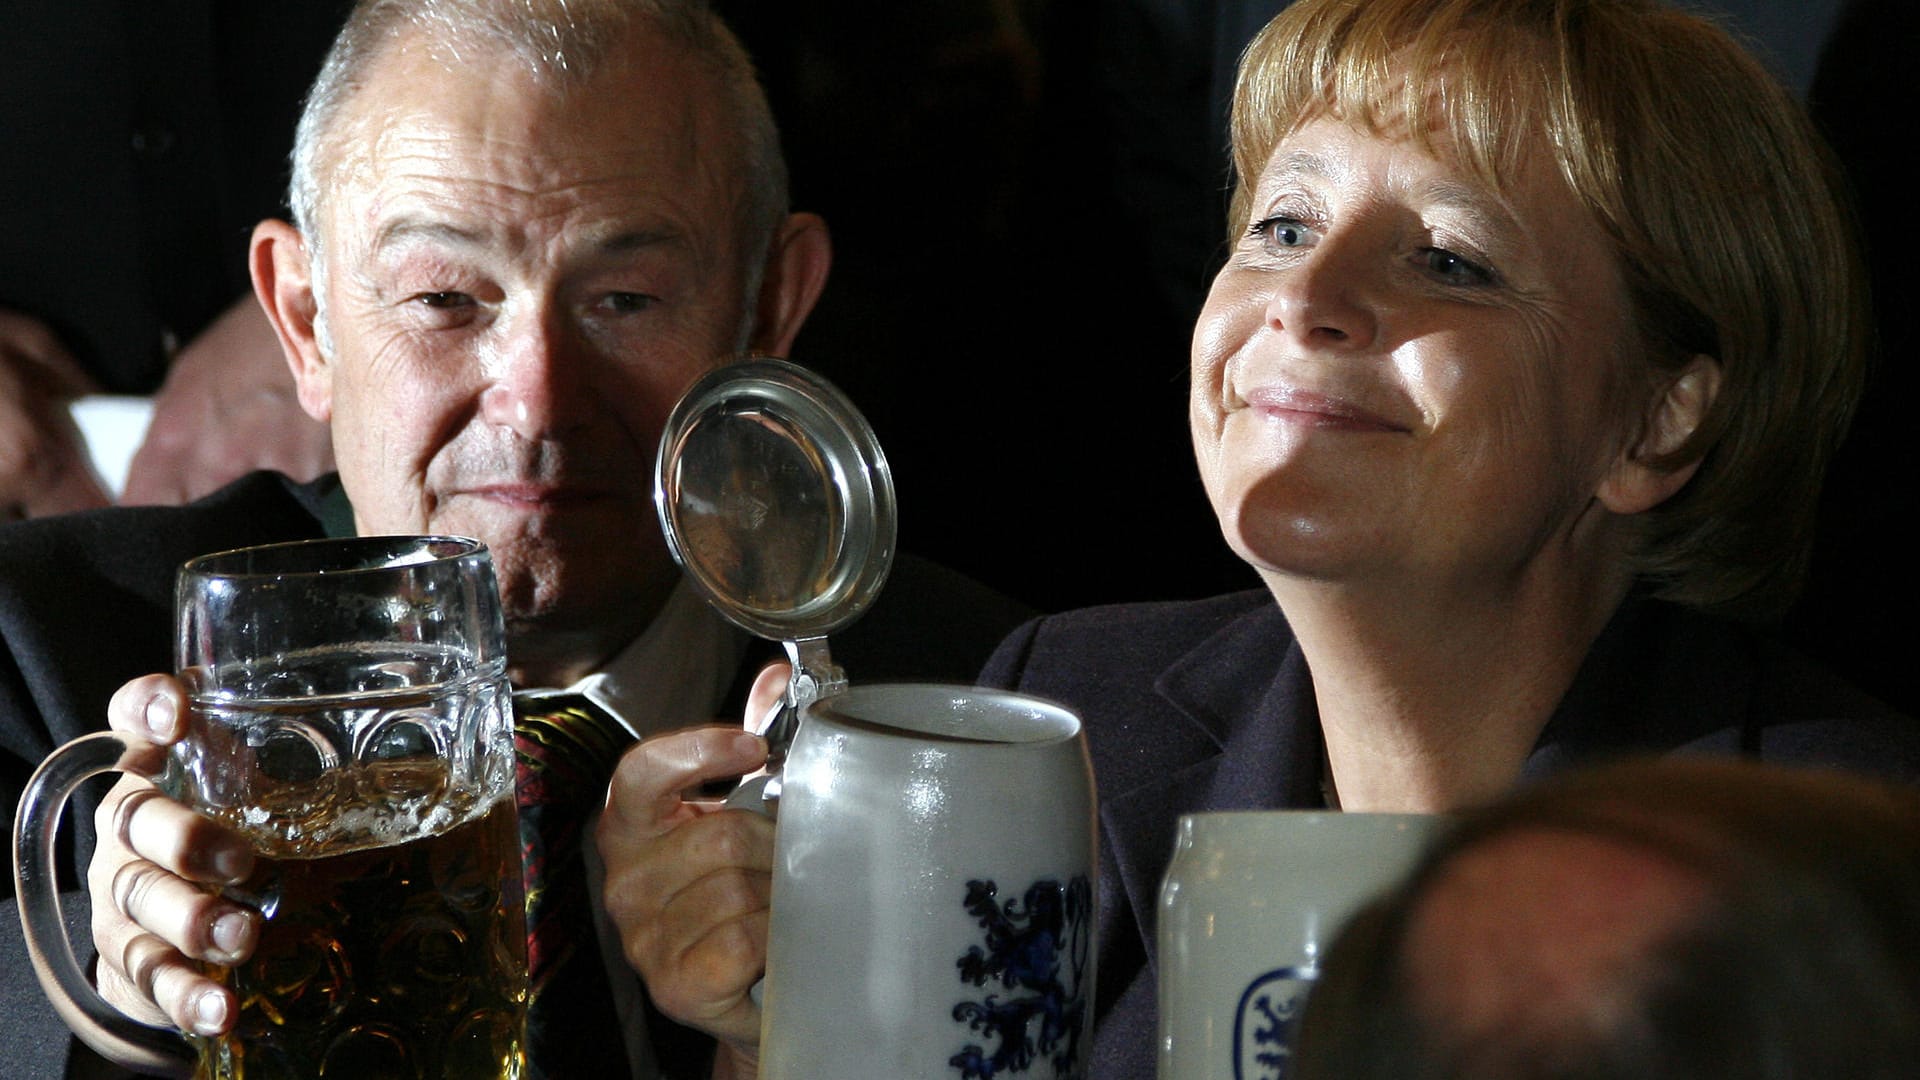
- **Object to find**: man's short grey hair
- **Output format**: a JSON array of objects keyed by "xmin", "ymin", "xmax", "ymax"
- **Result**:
[{"xmin": 290, "ymin": 0, "xmax": 788, "ymax": 350}]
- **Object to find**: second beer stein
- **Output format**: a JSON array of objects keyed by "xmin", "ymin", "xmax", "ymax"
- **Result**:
[{"xmin": 1158, "ymin": 811, "xmax": 1442, "ymax": 1080}]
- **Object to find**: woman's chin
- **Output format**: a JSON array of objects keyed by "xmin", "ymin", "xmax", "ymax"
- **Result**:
[{"xmin": 1219, "ymin": 509, "xmax": 1373, "ymax": 585}]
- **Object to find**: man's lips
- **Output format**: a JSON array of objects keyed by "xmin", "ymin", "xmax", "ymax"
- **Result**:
[
  {"xmin": 455, "ymin": 482, "xmax": 621, "ymax": 507},
  {"xmin": 1241, "ymin": 386, "xmax": 1411, "ymax": 433}
]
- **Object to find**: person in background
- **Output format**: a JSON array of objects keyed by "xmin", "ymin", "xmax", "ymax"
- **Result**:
[
  {"xmin": 0, "ymin": 1, "xmax": 350, "ymax": 518},
  {"xmin": 1295, "ymin": 757, "xmax": 1920, "ymax": 1079},
  {"xmin": 611, "ymin": 0, "xmax": 1919, "ymax": 1076},
  {"xmin": 0, "ymin": 1, "xmax": 1027, "ymax": 1076}
]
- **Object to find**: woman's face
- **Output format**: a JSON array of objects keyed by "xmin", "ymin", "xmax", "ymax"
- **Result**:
[{"xmin": 1191, "ymin": 116, "xmax": 1641, "ymax": 593}]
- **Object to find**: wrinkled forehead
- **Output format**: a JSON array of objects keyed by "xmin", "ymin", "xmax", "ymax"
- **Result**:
[{"xmin": 316, "ymin": 25, "xmax": 746, "ymax": 252}]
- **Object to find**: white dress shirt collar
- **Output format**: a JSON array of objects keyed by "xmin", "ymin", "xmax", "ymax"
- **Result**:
[{"xmin": 564, "ymin": 576, "xmax": 749, "ymax": 741}]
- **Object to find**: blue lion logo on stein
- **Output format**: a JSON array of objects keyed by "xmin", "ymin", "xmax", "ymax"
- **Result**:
[
  {"xmin": 1232, "ymin": 966, "xmax": 1319, "ymax": 1080},
  {"xmin": 948, "ymin": 876, "xmax": 1093, "ymax": 1078}
]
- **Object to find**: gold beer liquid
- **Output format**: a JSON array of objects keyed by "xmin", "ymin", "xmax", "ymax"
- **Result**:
[{"xmin": 193, "ymin": 782, "xmax": 528, "ymax": 1080}]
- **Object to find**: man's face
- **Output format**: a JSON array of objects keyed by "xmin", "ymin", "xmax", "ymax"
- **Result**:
[{"xmin": 291, "ymin": 29, "xmax": 756, "ymax": 670}]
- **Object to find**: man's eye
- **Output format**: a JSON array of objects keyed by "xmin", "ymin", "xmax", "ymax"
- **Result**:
[
  {"xmin": 1420, "ymin": 248, "xmax": 1495, "ymax": 287},
  {"xmin": 412, "ymin": 292, "xmax": 472, "ymax": 309},
  {"xmin": 601, "ymin": 292, "xmax": 656, "ymax": 314},
  {"xmin": 1251, "ymin": 217, "xmax": 1312, "ymax": 253}
]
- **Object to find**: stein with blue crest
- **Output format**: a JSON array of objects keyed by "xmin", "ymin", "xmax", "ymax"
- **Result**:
[
  {"xmin": 1158, "ymin": 811, "xmax": 1440, "ymax": 1080},
  {"xmin": 758, "ymin": 683, "xmax": 1097, "ymax": 1080}
]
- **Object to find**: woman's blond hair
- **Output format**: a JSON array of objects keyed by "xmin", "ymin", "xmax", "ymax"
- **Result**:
[{"xmin": 1231, "ymin": 0, "xmax": 1869, "ymax": 620}]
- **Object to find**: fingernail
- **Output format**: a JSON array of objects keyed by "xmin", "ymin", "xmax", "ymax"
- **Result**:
[
  {"xmin": 143, "ymin": 695, "xmax": 176, "ymax": 741},
  {"xmin": 733, "ymin": 731, "xmax": 765, "ymax": 756},
  {"xmin": 211, "ymin": 846, "xmax": 252, "ymax": 884},
  {"xmin": 192, "ymin": 992, "xmax": 228, "ymax": 1036},
  {"xmin": 210, "ymin": 912, "xmax": 252, "ymax": 961}
]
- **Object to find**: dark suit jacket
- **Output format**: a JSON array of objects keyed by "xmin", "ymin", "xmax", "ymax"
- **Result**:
[
  {"xmin": 0, "ymin": 471, "xmax": 1031, "ymax": 1078},
  {"xmin": 979, "ymin": 589, "xmax": 1920, "ymax": 1080}
]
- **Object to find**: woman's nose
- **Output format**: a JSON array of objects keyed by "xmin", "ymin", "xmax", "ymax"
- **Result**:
[
  {"xmin": 479, "ymin": 311, "xmax": 588, "ymax": 441},
  {"xmin": 1265, "ymin": 239, "xmax": 1379, "ymax": 351}
]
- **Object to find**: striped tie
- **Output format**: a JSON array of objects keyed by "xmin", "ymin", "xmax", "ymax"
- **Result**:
[{"xmin": 514, "ymin": 691, "xmax": 636, "ymax": 1078}]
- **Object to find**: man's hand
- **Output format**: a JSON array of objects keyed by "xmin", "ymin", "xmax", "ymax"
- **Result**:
[
  {"xmin": 88, "ymin": 675, "xmax": 261, "ymax": 1038},
  {"xmin": 121, "ymin": 294, "xmax": 333, "ymax": 506},
  {"xmin": 0, "ymin": 309, "xmax": 111, "ymax": 520},
  {"xmin": 597, "ymin": 664, "xmax": 787, "ymax": 1075}
]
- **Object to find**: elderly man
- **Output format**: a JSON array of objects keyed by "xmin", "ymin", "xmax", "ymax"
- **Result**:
[{"xmin": 0, "ymin": 1, "xmax": 1025, "ymax": 1077}]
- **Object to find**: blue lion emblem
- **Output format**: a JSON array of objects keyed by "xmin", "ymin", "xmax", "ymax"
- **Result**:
[
  {"xmin": 948, "ymin": 876, "xmax": 1092, "ymax": 1078},
  {"xmin": 1233, "ymin": 966, "xmax": 1317, "ymax": 1080}
]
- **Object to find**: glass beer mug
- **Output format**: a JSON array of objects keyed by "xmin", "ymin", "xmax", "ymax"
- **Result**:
[{"xmin": 13, "ymin": 536, "xmax": 528, "ymax": 1079}]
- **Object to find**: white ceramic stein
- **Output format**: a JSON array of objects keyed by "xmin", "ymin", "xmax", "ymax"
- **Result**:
[
  {"xmin": 759, "ymin": 683, "xmax": 1097, "ymax": 1079},
  {"xmin": 1158, "ymin": 811, "xmax": 1442, "ymax": 1080}
]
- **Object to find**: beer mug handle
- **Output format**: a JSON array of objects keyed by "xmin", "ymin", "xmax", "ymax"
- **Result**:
[{"xmin": 12, "ymin": 731, "xmax": 196, "ymax": 1077}]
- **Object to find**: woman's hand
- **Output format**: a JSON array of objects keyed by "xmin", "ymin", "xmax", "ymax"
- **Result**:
[
  {"xmin": 596, "ymin": 664, "xmax": 785, "ymax": 1073},
  {"xmin": 88, "ymin": 675, "xmax": 261, "ymax": 1037}
]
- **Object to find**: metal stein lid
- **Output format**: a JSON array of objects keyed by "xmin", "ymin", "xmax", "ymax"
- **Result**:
[{"xmin": 653, "ymin": 357, "xmax": 896, "ymax": 644}]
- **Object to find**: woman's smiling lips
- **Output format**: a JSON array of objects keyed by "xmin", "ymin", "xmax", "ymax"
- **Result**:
[{"xmin": 1240, "ymin": 386, "xmax": 1412, "ymax": 433}]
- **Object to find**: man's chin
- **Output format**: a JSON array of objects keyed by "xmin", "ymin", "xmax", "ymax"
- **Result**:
[{"xmin": 494, "ymin": 533, "xmax": 674, "ymax": 623}]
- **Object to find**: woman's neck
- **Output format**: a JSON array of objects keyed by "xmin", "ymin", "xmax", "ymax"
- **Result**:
[{"xmin": 1269, "ymin": 560, "xmax": 1633, "ymax": 813}]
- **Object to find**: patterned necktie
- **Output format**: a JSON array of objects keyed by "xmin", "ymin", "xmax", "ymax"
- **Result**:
[{"xmin": 514, "ymin": 690, "xmax": 636, "ymax": 1078}]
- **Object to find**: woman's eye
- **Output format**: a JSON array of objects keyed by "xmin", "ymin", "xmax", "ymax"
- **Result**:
[
  {"xmin": 1251, "ymin": 217, "xmax": 1312, "ymax": 253},
  {"xmin": 1420, "ymin": 248, "xmax": 1495, "ymax": 286}
]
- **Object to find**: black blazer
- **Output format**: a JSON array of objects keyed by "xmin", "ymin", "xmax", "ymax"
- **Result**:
[
  {"xmin": 979, "ymin": 590, "xmax": 1920, "ymax": 1080},
  {"xmin": 0, "ymin": 471, "xmax": 1032, "ymax": 1078}
]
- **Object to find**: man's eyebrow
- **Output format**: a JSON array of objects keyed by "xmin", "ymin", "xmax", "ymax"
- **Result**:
[
  {"xmin": 367, "ymin": 219, "xmax": 689, "ymax": 258},
  {"xmin": 372, "ymin": 217, "xmax": 487, "ymax": 254},
  {"xmin": 594, "ymin": 227, "xmax": 685, "ymax": 254}
]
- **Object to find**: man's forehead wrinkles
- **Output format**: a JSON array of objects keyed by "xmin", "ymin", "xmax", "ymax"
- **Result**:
[
  {"xmin": 355, "ymin": 167, "xmax": 696, "ymax": 249},
  {"xmin": 372, "ymin": 216, "xmax": 487, "ymax": 255}
]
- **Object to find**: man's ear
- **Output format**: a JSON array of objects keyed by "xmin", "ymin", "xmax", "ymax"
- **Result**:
[
  {"xmin": 1596, "ymin": 355, "xmax": 1722, "ymax": 515},
  {"xmin": 250, "ymin": 219, "xmax": 334, "ymax": 422},
  {"xmin": 747, "ymin": 212, "xmax": 832, "ymax": 357}
]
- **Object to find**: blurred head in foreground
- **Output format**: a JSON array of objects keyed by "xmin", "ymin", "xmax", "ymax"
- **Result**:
[{"xmin": 1294, "ymin": 758, "xmax": 1920, "ymax": 1079}]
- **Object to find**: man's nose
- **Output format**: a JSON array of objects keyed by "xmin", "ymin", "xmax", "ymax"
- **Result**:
[
  {"xmin": 479, "ymin": 310, "xmax": 588, "ymax": 441},
  {"xmin": 1264, "ymin": 235, "xmax": 1380, "ymax": 352}
]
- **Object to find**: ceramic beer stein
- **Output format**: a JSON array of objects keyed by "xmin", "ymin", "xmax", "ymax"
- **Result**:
[
  {"xmin": 1158, "ymin": 811, "xmax": 1442, "ymax": 1080},
  {"xmin": 759, "ymin": 683, "xmax": 1098, "ymax": 1079},
  {"xmin": 13, "ymin": 536, "xmax": 526, "ymax": 1079},
  {"xmin": 654, "ymin": 362, "xmax": 1100, "ymax": 1075}
]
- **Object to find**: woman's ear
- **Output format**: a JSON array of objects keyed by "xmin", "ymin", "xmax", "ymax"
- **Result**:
[
  {"xmin": 1596, "ymin": 355, "xmax": 1722, "ymax": 515},
  {"xmin": 250, "ymin": 219, "xmax": 334, "ymax": 422}
]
